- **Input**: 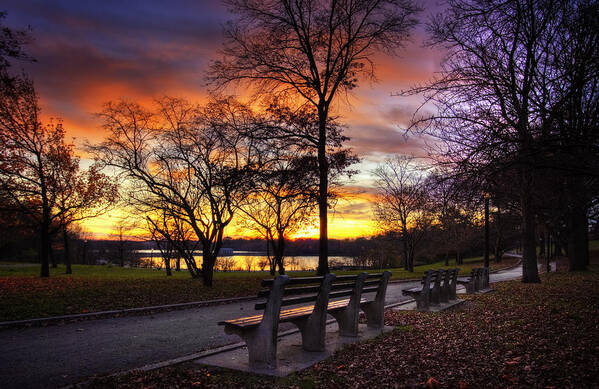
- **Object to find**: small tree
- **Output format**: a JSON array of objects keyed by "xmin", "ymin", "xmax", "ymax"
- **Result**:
[
  {"xmin": 238, "ymin": 149, "xmax": 317, "ymax": 275},
  {"xmin": 373, "ymin": 156, "xmax": 431, "ymax": 272},
  {"xmin": 0, "ymin": 77, "xmax": 115, "ymax": 276},
  {"xmin": 93, "ymin": 97, "xmax": 260, "ymax": 286}
]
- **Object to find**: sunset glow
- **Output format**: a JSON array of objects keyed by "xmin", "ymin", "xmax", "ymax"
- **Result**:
[{"xmin": 2, "ymin": 0, "xmax": 441, "ymax": 240}]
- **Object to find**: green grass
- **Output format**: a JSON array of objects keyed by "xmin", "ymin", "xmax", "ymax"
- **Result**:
[{"xmin": 0, "ymin": 256, "xmax": 518, "ymax": 322}]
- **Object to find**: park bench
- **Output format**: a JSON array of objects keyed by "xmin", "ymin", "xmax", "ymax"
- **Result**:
[
  {"xmin": 402, "ymin": 270, "xmax": 436, "ymax": 309},
  {"xmin": 218, "ymin": 271, "xmax": 392, "ymax": 369},
  {"xmin": 457, "ymin": 267, "xmax": 490, "ymax": 293},
  {"xmin": 402, "ymin": 269, "xmax": 460, "ymax": 310}
]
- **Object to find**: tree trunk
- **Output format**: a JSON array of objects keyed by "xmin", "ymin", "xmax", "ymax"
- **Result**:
[
  {"xmin": 63, "ymin": 226, "xmax": 72, "ymax": 275},
  {"xmin": 183, "ymin": 253, "xmax": 200, "ymax": 278},
  {"xmin": 50, "ymin": 242, "xmax": 57, "ymax": 268},
  {"xmin": 402, "ymin": 243, "xmax": 409, "ymax": 270},
  {"xmin": 165, "ymin": 255, "xmax": 172, "ymax": 276},
  {"xmin": 555, "ymin": 234, "xmax": 562, "ymax": 258},
  {"xmin": 316, "ymin": 108, "xmax": 329, "ymax": 275},
  {"xmin": 520, "ymin": 189, "xmax": 540, "ymax": 283},
  {"xmin": 40, "ymin": 225, "xmax": 50, "ymax": 277},
  {"xmin": 484, "ymin": 195, "xmax": 490, "ymax": 268},
  {"xmin": 266, "ymin": 237, "xmax": 275, "ymax": 275},
  {"xmin": 567, "ymin": 204, "xmax": 588, "ymax": 271},
  {"xmin": 401, "ymin": 228, "xmax": 409, "ymax": 271},
  {"xmin": 539, "ymin": 232, "xmax": 546, "ymax": 258},
  {"xmin": 494, "ymin": 205, "xmax": 503, "ymax": 263},
  {"xmin": 175, "ymin": 257, "xmax": 181, "ymax": 271},
  {"xmin": 494, "ymin": 236, "xmax": 502, "ymax": 263},
  {"xmin": 275, "ymin": 235, "xmax": 286, "ymax": 275},
  {"xmin": 444, "ymin": 251, "xmax": 449, "ymax": 266},
  {"xmin": 201, "ymin": 251, "xmax": 215, "ymax": 286}
]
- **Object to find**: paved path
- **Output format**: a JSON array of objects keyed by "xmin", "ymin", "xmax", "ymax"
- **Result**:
[{"xmin": 0, "ymin": 262, "xmax": 528, "ymax": 389}]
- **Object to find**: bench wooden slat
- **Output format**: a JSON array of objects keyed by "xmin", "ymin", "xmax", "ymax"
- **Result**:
[
  {"xmin": 257, "ymin": 285, "xmax": 321, "ymax": 298},
  {"xmin": 360, "ymin": 286, "xmax": 379, "ymax": 294},
  {"xmin": 221, "ymin": 297, "xmax": 369, "ymax": 329},
  {"xmin": 255, "ymin": 293, "xmax": 321, "ymax": 310},
  {"xmin": 260, "ymin": 273, "xmax": 385, "ymax": 287},
  {"xmin": 258, "ymin": 279, "xmax": 382, "ymax": 299},
  {"xmin": 261, "ymin": 276, "xmax": 324, "ymax": 287}
]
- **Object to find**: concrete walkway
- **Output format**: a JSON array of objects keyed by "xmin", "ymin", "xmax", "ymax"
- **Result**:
[{"xmin": 0, "ymin": 262, "xmax": 529, "ymax": 389}]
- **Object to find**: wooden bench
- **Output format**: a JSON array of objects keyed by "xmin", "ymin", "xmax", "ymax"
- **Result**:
[
  {"xmin": 218, "ymin": 271, "xmax": 391, "ymax": 369},
  {"xmin": 402, "ymin": 268, "xmax": 460, "ymax": 310},
  {"xmin": 402, "ymin": 270, "xmax": 436, "ymax": 309},
  {"xmin": 457, "ymin": 267, "xmax": 490, "ymax": 293},
  {"xmin": 327, "ymin": 271, "xmax": 392, "ymax": 336}
]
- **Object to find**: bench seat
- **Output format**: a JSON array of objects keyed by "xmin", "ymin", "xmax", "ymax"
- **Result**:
[{"xmin": 219, "ymin": 298, "xmax": 367, "ymax": 329}]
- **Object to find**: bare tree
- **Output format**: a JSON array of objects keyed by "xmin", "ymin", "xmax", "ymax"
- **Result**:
[
  {"xmin": 54, "ymin": 161, "xmax": 117, "ymax": 274},
  {"xmin": 210, "ymin": 0, "xmax": 420, "ymax": 274},
  {"xmin": 373, "ymin": 156, "xmax": 431, "ymax": 272},
  {"xmin": 243, "ymin": 256, "xmax": 254, "ymax": 272},
  {"xmin": 257, "ymin": 257, "xmax": 268, "ymax": 271},
  {"xmin": 93, "ymin": 97, "xmax": 260, "ymax": 286},
  {"xmin": 146, "ymin": 209, "xmax": 180, "ymax": 276},
  {"xmin": 404, "ymin": 0, "xmax": 584, "ymax": 282}
]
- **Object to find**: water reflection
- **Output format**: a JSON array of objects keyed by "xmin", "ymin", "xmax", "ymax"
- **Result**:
[{"xmin": 139, "ymin": 253, "xmax": 353, "ymax": 272}]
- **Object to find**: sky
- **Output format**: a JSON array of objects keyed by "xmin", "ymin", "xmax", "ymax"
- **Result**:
[{"xmin": 3, "ymin": 0, "xmax": 444, "ymax": 240}]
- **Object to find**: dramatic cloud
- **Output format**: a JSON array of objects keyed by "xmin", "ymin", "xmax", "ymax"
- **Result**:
[{"xmin": 2, "ymin": 0, "xmax": 444, "ymax": 238}]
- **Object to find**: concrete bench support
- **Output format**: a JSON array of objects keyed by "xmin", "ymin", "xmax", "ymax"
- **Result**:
[
  {"xmin": 429, "ymin": 270, "xmax": 441, "ymax": 306},
  {"xmin": 289, "ymin": 274, "xmax": 336, "ymax": 352},
  {"xmin": 360, "ymin": 271, "xmax": 392, "ymax": 329},
  {"xmin": 329, "ymin": 272, "xmax": 368, "ymax": 337},
  {"xmin": 402, "ymin": 270, "xmax": 434, "ymax": 310},
  {"xmin": 222, "ymin": 275, "xmax": 289, "ymax": 369},
  {"xmin": 449, "ymin": 268, "xmax": 460, "ymax": 300},
  {"xmin": 439, "ymin": 269, "xmax": 450, "ymax": 303},
  {"xmin": 457, "ymin": 267, "xmax": 491, "ymax": 293}
]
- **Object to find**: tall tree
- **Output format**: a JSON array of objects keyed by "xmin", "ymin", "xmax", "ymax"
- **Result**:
[
  {"xmin": 548, "ymin": 0, "xmax": 599, "ymax": 270},
  {"xmin": 54, "ymin": 156, "xmax": 117, "ymax": 274},
  {"xmin": 210, "ymin": 0, "xmax": 419, "ymax": 274},
  {"xmin": 373, "ymin": 156, "xmax": 431, "ymax": 272}
]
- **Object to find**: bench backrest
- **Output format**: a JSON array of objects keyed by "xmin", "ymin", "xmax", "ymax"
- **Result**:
[
  {"xmin": 450, "ymin": 268, "xmax": 460, "ymax": 286},
  {"xmin": 421, "ymin": 270, "xmax": 434, "ymax": 297},
  {"xmin": 256, "ymin": 274, "xmax": 336, "ymax": 310},
  {"xmin": 257, "ymin": 272, "xmax": 389, "ymax": 311}
]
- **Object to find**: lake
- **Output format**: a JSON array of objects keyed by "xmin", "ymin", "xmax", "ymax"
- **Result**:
[{"xmin": 137, "ymin": 250, "xmax": 354, "ymax": 271}]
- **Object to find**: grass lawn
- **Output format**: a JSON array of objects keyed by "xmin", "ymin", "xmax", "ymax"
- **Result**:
[
  {"xmin": 79, "ymin": 266, "xmax": 599, "ymax": 389},
  {"xmin": 0, "ymin": 256, "xmax": 519, "ymax": 322}
]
